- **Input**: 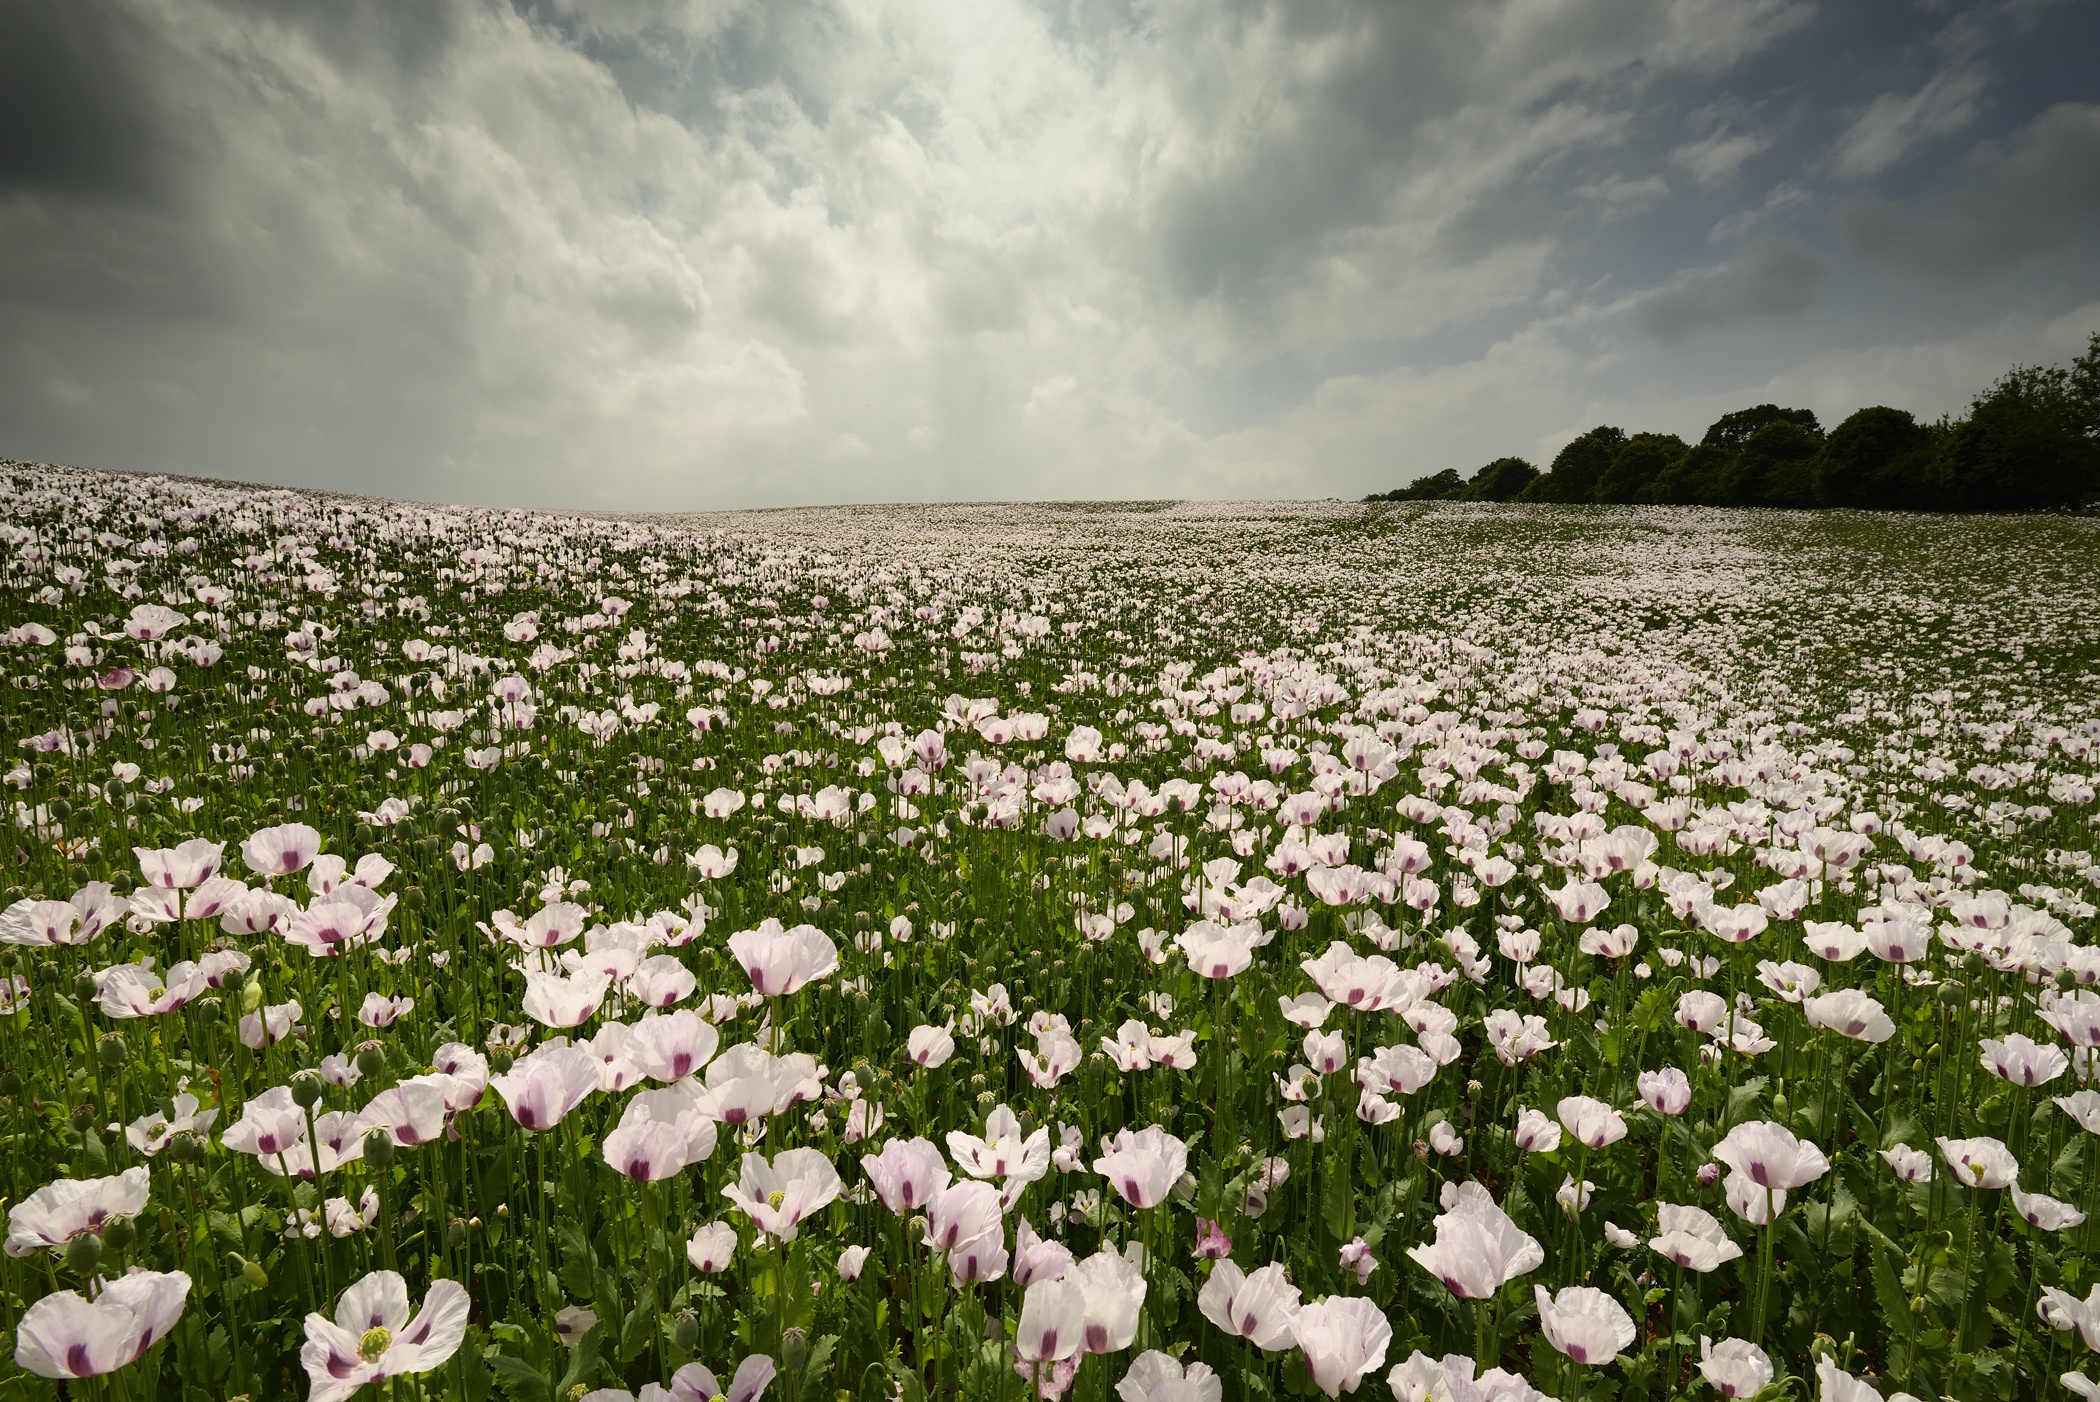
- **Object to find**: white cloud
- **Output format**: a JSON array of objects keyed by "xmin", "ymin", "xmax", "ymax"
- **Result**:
[
  {"xmin": 1670, "ymin": 130, "xmax": 1770, "ymax": 185},
  {"xmin": 1831, "ymin": 66, "xmax": 1986, "ymax": 179}
]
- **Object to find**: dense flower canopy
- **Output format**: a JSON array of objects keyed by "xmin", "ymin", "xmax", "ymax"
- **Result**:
[{"xmin": 0, "ymin": 464, "xmax": 2097, "ymax": 1400}]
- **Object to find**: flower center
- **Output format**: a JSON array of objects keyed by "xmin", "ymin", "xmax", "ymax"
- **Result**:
[
  {"xmin": 358, "ymin": 1326, "xmax": 391, "ymax": 1362},
  {"xmin": 767, "ymin": 1189, "xmax": 786, "ymax": 1210}
]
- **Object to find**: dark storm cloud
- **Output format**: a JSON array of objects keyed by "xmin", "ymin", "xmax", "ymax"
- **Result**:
[
  {"xmin": 1838, "ymin": 102, "xmax": 2100, "ymax": 282},
  {"xmin": 0, "ymin": 0, "xmax": 2092, "ymax": 508},
  {"xmin": 1627, "ymin": 239, "xmax": 1825, "ymax": 343},
  {"xmin": 0, "ymin": 1, "xmax": 183, "ymax": 202}
]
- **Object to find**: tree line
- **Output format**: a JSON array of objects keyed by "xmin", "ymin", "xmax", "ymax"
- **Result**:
[{"xmin": 1369, "ymin": 331, "xmax": 2100, "ymax": 511}]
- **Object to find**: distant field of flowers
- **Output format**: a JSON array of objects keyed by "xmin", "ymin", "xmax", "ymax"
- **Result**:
[{"xmin": 4, "ymin": 461, "xmax": 2100, "ymax": 1402}]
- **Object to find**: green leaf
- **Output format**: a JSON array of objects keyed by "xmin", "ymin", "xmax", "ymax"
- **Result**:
[
  {"xmin": 485, "ymin": 1351, "xmax": 552, "ymax": 1402},
  {"xmin": 557, "ymin": 1217, "xmax": 597, "ymax": 1301},
  {"xmin": 557, "ymin": 1325, "xmax": 602, "ymax": 1395},
  {"xmin": 802, "ymin": 1334, "xmax": 840, "ymax": 1390},
  {"xmin": 1870, "ymin": 1241, "xmax": 1915, "ymax": 1338},
  {"xmin": 620, "ymin": 1294, "xmax": 657, "ymax": 1363},
  {"xmin": 1724, "ymin": 1076, "xmax": 1769, "ymax": 1128},
  {"xmin": 1321, "ymin": 1162, "xmax": 1355, "ymax": 1243}
]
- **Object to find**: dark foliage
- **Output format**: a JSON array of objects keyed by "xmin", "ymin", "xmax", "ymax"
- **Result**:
[{"xmin": 1368, "ymin": 332, "xmax": 2100, "ymax": 512}]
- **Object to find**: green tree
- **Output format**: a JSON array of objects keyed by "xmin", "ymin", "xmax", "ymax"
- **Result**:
[
  {"xmin": 1701, "ymin": 404, "xmax": 1821, "ymax": 452},
  {"xmin": 1593, "ymin": 433, "xmax": 1686, "ymax": 504},
  {"xmin": 1730, "ymin": 420, "xmax": 1823, "ymax": 507},
  {"xmin": 1647, "ymin": 443, "xmax": 1736, "ymax": 505},
  {"xmin": 1518, "ymin": 426, "xmax": 1624, "ymax": 502},
  {"xmin": 1460, "ymin": 456, "xmax": 1539, "ymax": 501},
  {"xmin": 1813, "ymin": 406, "xmax": 1935, "ymax": 509},
  {"xmin": 1930, "ymin": 365, "xmax": 2098, "ymax": 511},
  {"xmin": 2069, "ymin": 329, "xmax": 2100, "ymax": 438},
  {"xmin": 1366, "ymin": 468, "xmax": 1467, "ymax": 502}
]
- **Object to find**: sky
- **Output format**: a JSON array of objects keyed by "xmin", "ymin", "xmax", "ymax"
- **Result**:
[{"xmin": 2, "ymin": 0, "xmax": 2097, "ymax": 511}]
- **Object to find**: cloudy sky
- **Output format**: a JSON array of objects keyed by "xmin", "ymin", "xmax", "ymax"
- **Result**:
[{"xmin": 2, "ymin": 0, "xmax": 2096, "ymax": 510}]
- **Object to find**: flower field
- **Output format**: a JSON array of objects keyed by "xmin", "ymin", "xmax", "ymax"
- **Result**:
[{"xmin": 3, "ymin": 462, "xmax": 2100, "ymax": 1402}]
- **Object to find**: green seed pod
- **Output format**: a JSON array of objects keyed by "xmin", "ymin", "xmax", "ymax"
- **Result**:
[
  {"xmin": 672, "ymin": 1311, "xmax": 700, "ymax": 1353},
  {"xmin": 0, "ymin": 1069, "xmax": 21, "ymax": 1096},
  {"xmin": 73, "ymin": 972, "xmax": 99, "ymax": 1002},
  {"xmin": 69, "ymin": 1104, "xmax": 95, "ymax": 1132},
  {"xmin": 97, "ymin": 1034, "xmax": 127, "ymax": 1068},
  {"xmin": 363, "ymin": 1128, "xmax": 397, "ymax": 1166},
  {"xmin": 291, "ymin": 1074, "xmax": 324, "ymax": 1109},
  {"xmin": 101, "ymin": 1215, "xmax": 137, "ymax": 1252},
  {"xmin": 356, "ymin": 1046, "xmax": 387, "ymax": 1080},
  {"xmin": 65, "ymin": 1232, "xmax": 103, "ymax": 1277},
  {"xmin": 780, "ymin": 1327, "xmax": 809, "ymax": 1373}
]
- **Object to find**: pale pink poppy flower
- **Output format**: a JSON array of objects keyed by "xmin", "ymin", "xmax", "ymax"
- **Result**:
[
  {"xmin": 1513, "ymin": 1107, "xmax": 1561, "ymax": 1154},
  {"xmin": 132, "ymin": 839, "xmax": 224, "ymax": 890},
  {"xmin": 2011, "ymin": 1182, "xmax": 2086, "ymax": 1231},
  {"xmin": 520, "ymin": 969, "xmax": 611, "ymax": 1029},
  {"xmin": 1636, "ymin": 1068, "xmax": 1692, "ymax": 1115},
  {"xmin": 15, "ymin": 1268, "xmax": 191, "ymax": 1378},
  {"xmin": 1697, "ymin": 1336, "xmax": 1773, "ymax": 1398},
  {"xmin": 1936, "ymin": 1135, "xmax": 2019, "ymax": 1189},
  {"xmin": 1648, "ymin": 1203, "xmax": 1742, "ymax": 1273},
  {"xmin": 727, "ymin": 920, "xmax": 839, "ymax": 997},
  {"xmin": 1289, "ymin": 1295, "xmax": 1391, "ymax": 1397},
  {"xmin": 361, "ymin": 1078, "xmax": 450, "ymax": 1148},
  {"xmin": 489, "ymin": 1042, "xmax": 600, "ymax": 1131},
  {"xmin": 239, "ymin": 998, "xmax": 302, "ymax": 1048},
  {"xmin": 721, "ymin": 1147, "xmax": 842, "ymax": 1242},
  {"xmin": 1013, "ymin": 1218, "xmax": 1076, "ymax": 1288},
  {"xmin": 1712, "ymin": 1121, "xmax": 1828, "ymax": 1191},
  {"xmin": 628, "ymin": 1009, "xmax": 721, "ymax": 1083},
  {"xmin": 1405, "ymin": 1182, "xmax": 1543, "ymax": 1300},
  {"xmin": 628, "ymin": 955, "xmax": 697, "ymax": 1009},
  {"xmin": 926, "ymin": 1180, "xmax": 1003, "ymax": 1252},
  {"xmin": 299, "ymin": 1271, "xmax": 469, "ymax": 1402},
  {"xmin": 1015, "ymin": 1279, "xmax": 1086, "ymax": 1379},
  {"xmin": 1198, "ymin": 1260, "xmax": 1300, "ymax": 1350},
  {"xmin": 686, "ymin": 1221, "xmax": 738, "ymax": 1272},
  {"xmin": 1803, "ymin": 989, "xmax": 1893, "ymax": 1043},
  {"xmin": 1117, "ymin": 1351, "xmax": 1222, "ymax": 1402},
  {"xmin": 1534, "ymin": 1285, "xmax": 1635, "ymax": 1365},
  {"xmin": 1556, "ymin": 1096, "xmax": 1627, "ymax": 1149},
  {"xmin": 6, "ymin": 1166, "xmax": 150, "ymax": 1257},
  {"xmin": 949, "ymin": 1227, "xmax": 1009, "ymax": 1286},
  {"xmin": 2039, "ymin": 1283, "xmax": 2100, "ymax": 1351},
  {"xmin": 1071, "ymin": 1247, "xmax": 1146, "ymax": 1354},
  {"xmin": 1093, "ymin": 1126, "xmax": 1188, "ymax": 1210},
  {"xmin": 862, "ymin": 1137, "xmax": 951, "ymax": 1214},
  {"xmin": 241, "ymin": 823, "xmax": 322, "ymax": 878},
  {"xmin": 1980, "ymin": 1033, "xmax": 2068, "ymax": 1087}
]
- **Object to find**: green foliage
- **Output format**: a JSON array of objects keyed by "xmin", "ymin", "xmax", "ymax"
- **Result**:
[{"xmin": 1371, "ymin": 332, "xmax": 2100, "ymax": 511}]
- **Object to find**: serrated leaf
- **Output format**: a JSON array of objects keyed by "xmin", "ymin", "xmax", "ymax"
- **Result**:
[
  {"xmin": 557, "ymin": 1325, "xmax": 602, "ymax": 1395},
  {"xmin": 485, "ymin": 1351, "xmax": 551, "ymax": 1402},
  {"xmin": 802, "ymin": 1334, "xmax": 840, "ymax": 1389},
  {"xmin": 1870, "ymin": 1241, "xmax": 1915, "ymax": 1338}
]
